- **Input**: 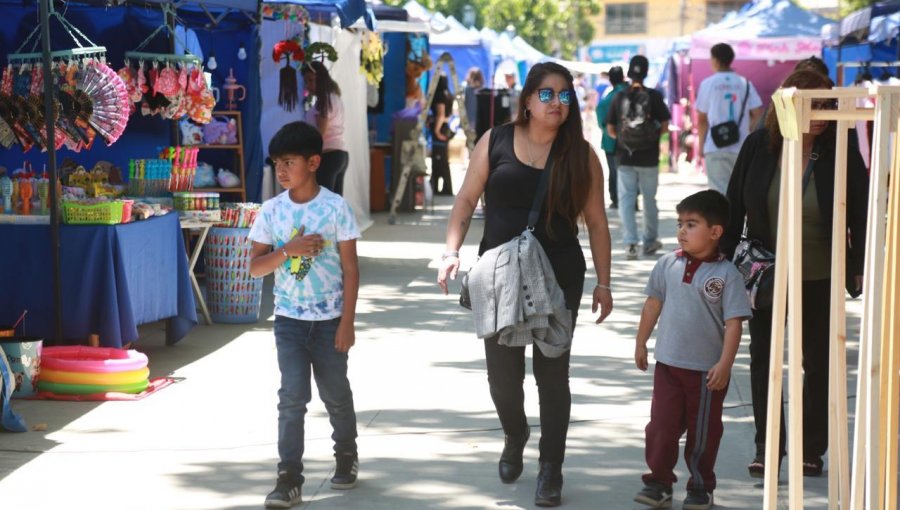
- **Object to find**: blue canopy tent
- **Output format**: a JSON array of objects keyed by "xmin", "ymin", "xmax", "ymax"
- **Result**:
[{"xmin": 823, "ymin": 0, "xmax": 900, "ymax": 85}]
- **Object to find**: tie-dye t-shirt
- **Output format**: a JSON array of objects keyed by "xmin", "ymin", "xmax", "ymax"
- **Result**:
[{"xmin": 248, "ymin": 187, "xmax": 360, "ymax": 320}]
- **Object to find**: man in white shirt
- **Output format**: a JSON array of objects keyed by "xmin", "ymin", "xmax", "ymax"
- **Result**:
[{"xmin": 695, "ymin": 43, "xmax": 764, "ymax": 193}]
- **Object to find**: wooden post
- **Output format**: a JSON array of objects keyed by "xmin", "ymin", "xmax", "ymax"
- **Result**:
[
  {"xmin": 827, "ymin": 98, "xmax": 852, "ymax": 510},
  {"xmin": 850, "ymin": 86, "xmax": 896, "ymax": 510},
  {"xmin": 881, "ymin": 106, "xmax": 900, "ymax": 510},
  {"xmin": 763, "ymin": 91, "xmax": 797, "ymax": 510},
  {"xmin": 784, "ymin": 98, "xmax": 805, "ymax": 510}
]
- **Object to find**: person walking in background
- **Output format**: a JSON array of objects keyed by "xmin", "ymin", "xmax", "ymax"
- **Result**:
[
  {"xmin": 595, "ymin": 66, "xmax": 627, "ymax": 209},
  {"xmin": 302, "ymin": 61, "xmax": 349, "ymax": 196},
  {"xmin": 437, "ymin": 62, "xmax": 613, "ymax": 507},
  {"xmin": 463, "ymin": 67, "xmax": 485, "ymax": 139},
  {"xmin": 695, "ymin": 43, "xmax": 763, "ymax": 194},
  {"xmin": 633, "ymin": 190, "xmax": 752, "ymax": 510},
  {"xmin": 606, "ymin": 55, "xmax": 671, "ymax": 260},
  {"xmin": 429, "ymin": 74, "xmax": 456, "ymax": 196},
  {"xmin": 721, "ymin": 69, "xmax": 869, "ymax": 480},
  {"xmin": 249, "ymin": 121, "xmax": 362, "ymax": 508}
]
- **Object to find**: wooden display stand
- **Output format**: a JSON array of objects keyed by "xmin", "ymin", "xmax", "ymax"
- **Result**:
[
  {"xmin": 768, "ymin": 85, "xmax": 900, "ymax": 510},
  {"xmin": 192, "ymin": 110, "xmax": 247, "ymax": 202}
]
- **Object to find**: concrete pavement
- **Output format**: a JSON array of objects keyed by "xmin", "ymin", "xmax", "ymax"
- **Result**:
[{"xmin": 0, "ymin": 169, "xmax": 863, "ymax": 509}]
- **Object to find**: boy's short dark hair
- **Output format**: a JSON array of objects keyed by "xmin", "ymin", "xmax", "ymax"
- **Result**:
[
  {"xmin": 676, "ymin": 190, "xmax": 730, "ymax": 229},
  {"xmin": 710, "ymin": 43, "xmax": 735, "ymax": 67},
  {"xmin": 268, "ymin": 121, "xmax": 323, "ymax": 160}
]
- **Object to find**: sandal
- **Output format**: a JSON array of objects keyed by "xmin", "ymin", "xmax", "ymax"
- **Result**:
[
  {"xmin": 748, "ymin": 457, "xmax": 765, "ymax": 479},
  {"xmin": 803, "ymin": 457, "xmax": 823, "ymax": 477}
]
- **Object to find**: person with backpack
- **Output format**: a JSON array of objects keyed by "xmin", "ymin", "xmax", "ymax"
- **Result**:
[
  {"xmin": 606, "ymin": 55, "xmax": 671, "ymax": 260},
  {"xmin": 695, "ymin": 43, "xmax": 763, "ymax": 194}
]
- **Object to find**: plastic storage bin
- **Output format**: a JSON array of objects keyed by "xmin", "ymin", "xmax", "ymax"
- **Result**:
[{"xmin": 203, "ymin": 227, "xmax": 263, "ymax": 323}]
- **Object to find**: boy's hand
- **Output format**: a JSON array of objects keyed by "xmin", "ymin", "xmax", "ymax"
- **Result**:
[
  {"xmin": 335, "ymin": 319, "xmax": 355, "ymax": 353},
  {"xmin": 284, "ymin": 226, "xmax": 325, "ymax": 257},
  {"xmin": 706, "ymin": 361, "xmax": 731, "ymax": 391},
  {"xmin": 635, "ymin": 343, "xmax": 649, "ymax": 371}
]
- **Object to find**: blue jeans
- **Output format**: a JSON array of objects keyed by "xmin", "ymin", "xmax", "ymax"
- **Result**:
[
  {"xmin": 617, "ymin": 164, "xmax": 659, "ymax": 246},
  {"xmin": 274, "ymin": 315, "xmax": 358, "ymax": 482}
]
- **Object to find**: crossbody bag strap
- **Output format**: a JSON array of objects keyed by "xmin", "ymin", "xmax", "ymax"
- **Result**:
[
  {"xmin": 802, "ymin": 140, "xmax": 821, "ymax": 192},
  {"xmin": 743, "ymin": 139, "xmax": 822, "ymax": 238},
  {"xmin": 737, "ymin": 78, "xmax": 750, "ymax": 125},
  {"xmin": 527, "ymin": 137, "xmax": 560, "ymax": 230}
]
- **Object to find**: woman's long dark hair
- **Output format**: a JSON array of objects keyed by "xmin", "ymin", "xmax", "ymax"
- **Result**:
[
  {"xmin": 303, "ymin": 61, "xmax": 342, "ymax": 116},
  {"xmin": 764, "ymin": 69, "xmax": 834, "ymax": 153},
  {"xmin": 514, "ymin": 62, "xmax": 591, "ymax": 234}
]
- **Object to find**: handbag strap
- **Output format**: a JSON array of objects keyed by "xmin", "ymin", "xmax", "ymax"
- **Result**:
[
  {"xmin": 741, "ymin": 140, "xmax": 822, "ymax": 237},
  {"xmin": 527, "ymin": 137, "xmax": 559, "ymax": 230},
  {"xmin": 737, "ymin": 78, "xmax": 750, "ymax": 125}
]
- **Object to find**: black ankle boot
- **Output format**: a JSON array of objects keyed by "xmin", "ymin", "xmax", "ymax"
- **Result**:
[
  {"xmin": 498, "ymin": 427, "xmax": 530, "ymax": 483},
  {"xmin": 534, "ymin": 461, "xmax": 563, "ymax": 507}
]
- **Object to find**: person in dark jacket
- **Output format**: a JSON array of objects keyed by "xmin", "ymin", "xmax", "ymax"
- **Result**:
[{"xmin": 721, "ymin": 69, "xmax": 869, "ymax": 480}]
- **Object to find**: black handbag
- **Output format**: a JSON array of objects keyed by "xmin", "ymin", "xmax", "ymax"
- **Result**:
[
  {"xmin": 733, "ymin": 236, "xmax": 775, "ymax": 310},
  {"xmin": 459, "ymin": 133, "xmax": 557, "ymax": 309},
  {"xmin": 710, "ymin": 79, "xmax": 749, "ymax": 148},
  {"xmin": 732, "ymin": 145, "xmax": 818, "ymax": 309}
]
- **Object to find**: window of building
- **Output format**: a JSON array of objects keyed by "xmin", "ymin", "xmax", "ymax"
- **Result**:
[
  {"xmin": 707, "ymin": 0, "xmax": 745, "ymax": 24},
  {"xmin": 605, "ymin": 3, "xmax": 647, "ymax": 35}
]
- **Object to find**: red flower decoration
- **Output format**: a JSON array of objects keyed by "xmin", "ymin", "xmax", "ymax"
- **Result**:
[{"xmin": 272, "ymin": 40, "xmax": 305, "ymax": 64}]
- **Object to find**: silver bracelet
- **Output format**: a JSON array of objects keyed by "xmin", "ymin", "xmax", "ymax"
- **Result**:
[
  {"xmin": 441, "ymin": 250, "xmax": 459, "ymax": 260},
  {"xmin": 595, "ymin": 283, "xmax": 611, "ymax": 291}
]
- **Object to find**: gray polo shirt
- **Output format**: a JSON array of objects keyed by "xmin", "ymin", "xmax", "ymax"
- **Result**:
[{"xmin": 645, "ymin": 250, "xmax": 752, "ymax": 372}]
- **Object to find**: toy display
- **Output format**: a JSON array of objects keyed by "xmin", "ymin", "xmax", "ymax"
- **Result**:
[
  {"xmin": 216, "ymin": 168, "xmax": 241, "ymax": 188},
  {"xmin": 173, "ymin": 191, "xmax": 220, "ymax": 221},
  {"xmin": 217, "ymin": 203, "xmax": 260, "ymax": 228}
]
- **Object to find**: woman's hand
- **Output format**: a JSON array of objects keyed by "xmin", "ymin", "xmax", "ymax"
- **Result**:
[
  {"xmin": 434, "ymin": 124, "xmax": 449, "ymax": 142},
  {"xmin": 437, "ymin": 255, "xmax": 460, "ymax": 295},
  {"xmin": 592, "ymin": 285, "xmax": 613, "ymax": 324}
]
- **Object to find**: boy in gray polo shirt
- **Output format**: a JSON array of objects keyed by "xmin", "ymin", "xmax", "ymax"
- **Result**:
[{"xmin": 633, "ymin": 190, "xmax": 752, "ymax": 510}]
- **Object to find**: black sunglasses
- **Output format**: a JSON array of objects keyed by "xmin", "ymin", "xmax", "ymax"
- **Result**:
[{"xmin": 537, "ymin": 88, "xmax": 573, "ymax": 105}]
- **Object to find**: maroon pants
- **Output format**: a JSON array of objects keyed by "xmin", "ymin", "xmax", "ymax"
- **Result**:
[{"xmin": 642, "ymin": 362, "xmax": 727, "ymax": 492}]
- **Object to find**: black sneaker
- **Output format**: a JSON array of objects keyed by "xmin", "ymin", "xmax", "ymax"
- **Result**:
[
  {"xmin": 683, "ymin": 489, "xmax": 713, "ymax": 510},
  {"xmin": 626, "ymin": 244, "xmax": 639, "ymax": 260},
  {"xmin": 265, "ymin": 471, "xmax": 302, "ymax": 508},
  {"xmin": 634, "ymin": 482, "xmax": 673, "ymax": 508},
  {"xmin": 331, "ymin": 453, "xmax": 359, "ymax": 489}
]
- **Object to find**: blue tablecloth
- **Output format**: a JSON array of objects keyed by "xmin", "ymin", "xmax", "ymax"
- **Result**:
[{"xmin": 0, "ymin": 213, "xmax": 197, "ymax": 347}]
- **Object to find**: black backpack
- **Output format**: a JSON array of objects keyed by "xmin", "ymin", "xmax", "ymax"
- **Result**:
[{"xmin": 617, "ymin": 86, "xmax": 658, "ymax": 155}]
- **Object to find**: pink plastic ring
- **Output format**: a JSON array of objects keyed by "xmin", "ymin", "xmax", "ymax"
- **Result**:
[{"xmin": 41, "ymin": 346, "xmax": 148, "ymax": 374}]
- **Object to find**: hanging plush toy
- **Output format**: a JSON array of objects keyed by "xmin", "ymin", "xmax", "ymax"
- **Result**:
[{"xmin": 272, "ymin": 39, "xmax": 305, "ymax": 112}]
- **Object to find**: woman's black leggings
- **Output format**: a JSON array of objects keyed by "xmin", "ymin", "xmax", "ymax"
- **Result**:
[
  {"xmin": 749, "ymin": 278, "xmax": 831, "ymax": 460},
  {"xmin": 430, "ymin": 140, "xmax": 452, "ymax": 195},
  {"xmin": 317, "ymin": 150, "xmax": 349, "ymax": 195}
]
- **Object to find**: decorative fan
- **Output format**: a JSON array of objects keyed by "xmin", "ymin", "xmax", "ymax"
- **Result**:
[{"xmin": 79, "ymin": 60, "xmax": 130, "ymax": 145}]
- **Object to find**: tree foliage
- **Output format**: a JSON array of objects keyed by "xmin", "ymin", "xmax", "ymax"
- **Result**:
[
  {"xmin": 840, "ymin": 0, "xmax": 878, "ymax": 16},
  {"xmin": 383, "ymin": 0, "xmax": 601, "ymax": 59}
]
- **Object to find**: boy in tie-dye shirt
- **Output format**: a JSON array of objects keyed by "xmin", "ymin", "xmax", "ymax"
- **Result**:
[{"xmin": 249, "ymin": 121, "xmax": 360, "ymax": 509}]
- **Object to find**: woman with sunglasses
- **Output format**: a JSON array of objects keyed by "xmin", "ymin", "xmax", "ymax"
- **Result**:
[
  {"xmin": 437, "ymin": 62, "xmax": 613, "ymax": 507},
  {"xmin": 720, "ymin": 69, "xmax": 869, "ymax": 479}
]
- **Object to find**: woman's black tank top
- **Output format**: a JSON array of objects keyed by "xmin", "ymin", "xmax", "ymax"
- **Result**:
[{"xmin": 479, "ymin": 124, "xmax": 586, "ymax": 307}]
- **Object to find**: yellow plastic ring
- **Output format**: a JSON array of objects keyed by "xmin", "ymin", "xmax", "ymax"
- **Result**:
[{"xmin": 39, "ymin": 367, "xmax": 150, "ymax": 386}]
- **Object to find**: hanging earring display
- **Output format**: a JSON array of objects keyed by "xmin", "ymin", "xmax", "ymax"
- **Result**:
[
  {"xmin": 3, "ymin": 10, "xmax": 129, "ymax": 151},
  {"xmin": 121, "ymin": 6, "xmax": 216, "ymax": 124}
]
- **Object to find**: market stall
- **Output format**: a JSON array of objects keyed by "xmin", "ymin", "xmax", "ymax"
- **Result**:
[
  {"xmin": 0, "ymin": 0, "xmax": 260, "ymax": 345},
  {"xmin": 0, "ymin": 213, "xmax": 195, "ymax": 348}
]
